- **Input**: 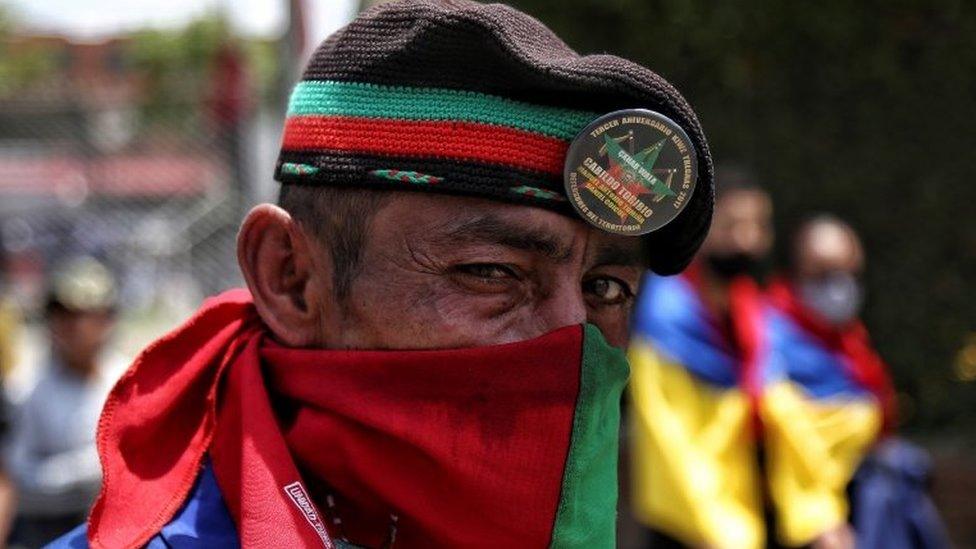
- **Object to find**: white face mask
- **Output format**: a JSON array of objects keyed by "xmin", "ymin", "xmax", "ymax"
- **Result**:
[{"xmin": 798, "ymin": 272, "xmax": 864, "ymax": 326}]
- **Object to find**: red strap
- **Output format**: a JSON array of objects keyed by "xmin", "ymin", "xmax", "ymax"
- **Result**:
[
  {"xmin": 727, "ymin": 277, "xmax": 767, "ymax": 434},
  {"xmin": 88, "ymin": 290, "xmax": 261, "ymax": 549},
  {"xmin": 209, "ymin": 335, "xmax": 336, "ymax": 548}
]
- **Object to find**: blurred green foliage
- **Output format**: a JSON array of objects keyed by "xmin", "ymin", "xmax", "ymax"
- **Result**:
[
  {"xmin": 510, "ymin": 0, "xmax": 976, "ymax": 434},
  {"xmin": 0, "ymin": 7, "xmax": 278, "ymax": 122},
  {"xmin": 0, "ymin": 6, "xmax": 59, "ymax": 94},
  {"xmin": 126, "ymin": 16, "xmax": 232, "ymax": 123},
  {"xmin": 126, "ymin": 15, "xmax": 278, "ymax": 124}
]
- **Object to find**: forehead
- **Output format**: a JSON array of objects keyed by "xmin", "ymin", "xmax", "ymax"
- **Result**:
[
  {"xmin": 796, "ymin": 222, "xmax": 863, "ymax": 271},
  {"xmin": 373, "ymin": 194, "xmax": 644, "ymax": 265},
  {"xmin": 714, "ymin": 189, "xmax": 771, "ymax": 220}
]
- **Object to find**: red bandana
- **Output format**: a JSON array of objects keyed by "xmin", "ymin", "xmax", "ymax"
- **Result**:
[{"xmin": 87, "ymin": 290, "xmax": 626, "ymax": 548}]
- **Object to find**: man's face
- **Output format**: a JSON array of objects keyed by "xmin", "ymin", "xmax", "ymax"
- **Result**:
[
  {"xmin": 701, "ymin": 189, "xmax": 773, "ymax": 261},
  {"xmin": 317, "ymin": 194, "xmax": 645, "ymax": 350},
  {"xmin": 48, "ymin": 306, "xmax": 114, "ymax": 372}
]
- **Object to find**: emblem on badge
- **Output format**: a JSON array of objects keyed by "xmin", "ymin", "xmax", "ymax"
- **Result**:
[{"xmin": 563, "ymin": 109, "xmax": 698, "ymax": 236}]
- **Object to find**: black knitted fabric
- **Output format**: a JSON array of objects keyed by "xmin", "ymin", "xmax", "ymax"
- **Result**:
[{"xmin": 276, "ymin": 0, "xmax": 713, "ymax": 275}]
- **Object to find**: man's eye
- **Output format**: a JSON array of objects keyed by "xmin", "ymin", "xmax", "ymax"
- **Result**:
[
  {"xmin": 583, "ymin": 277, "xmax": 633, "ymax": 305},
  {"xmin": 451, "ymin": 263, "xmax": 522, "ymax": 295},
  {"xmin": 456, "ymin": 263, "xmax": 517, "ymax": 280}
]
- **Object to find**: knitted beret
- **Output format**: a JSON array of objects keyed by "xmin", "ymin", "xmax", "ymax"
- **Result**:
[{"xmin": 275, "ymin": 0, "xmax": 713, "ymax": 275}]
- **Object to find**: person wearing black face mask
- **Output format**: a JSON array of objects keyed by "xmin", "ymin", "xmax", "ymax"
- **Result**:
[
  {"xmin": 700, "ymin": 176, "xmax": 774, "ymax": 284},
  {"xmin": 763, "ymin": 216, "xmax": 947, "ymax": 549},
  {"xmin": 629, "ymin": 173, "xmax": 776, "ymax": 549}
]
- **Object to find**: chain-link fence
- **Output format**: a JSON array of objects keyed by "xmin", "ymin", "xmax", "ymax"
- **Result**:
[
  {"xmin": 0, "ymin": 31, "xmax": 287, "ymax": 387},
  {"xmin": 0, "ymin": 26, "xmax": 287, "ymax": 332},
  {"xmin": 0, "ymin": 13, "xmax": 289, "ymax": 544},
  {"xmin": 1, "ymin": 94, "xmax": 243, "ymax": 302}
]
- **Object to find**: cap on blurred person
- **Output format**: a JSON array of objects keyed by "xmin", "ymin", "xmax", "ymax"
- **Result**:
[
  {"xmin": 45, "ymin": 256, "xmax": 117, "ymax": 315},
  {"xmin": 44, "ymin": 256, "xmax": 117, "ymax": 378}
]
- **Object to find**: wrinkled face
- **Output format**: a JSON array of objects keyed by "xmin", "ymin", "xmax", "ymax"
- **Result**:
[
  {"xmin": 321, "ymin": 194, "xmax": 645, "ymax": 350},
  {"xmin": 701, "ymin": 189, "xmax": 774, "ymax": 261}
]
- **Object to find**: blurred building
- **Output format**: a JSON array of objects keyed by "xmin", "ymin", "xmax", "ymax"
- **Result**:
[{"xmin": 0, "ymin": 30, "xmax": 245, "ymax": 316}]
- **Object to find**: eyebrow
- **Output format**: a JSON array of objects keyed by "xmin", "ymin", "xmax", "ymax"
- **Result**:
[{"xmin": 437, "ymin": 215, "xmax": 575, "ymax": 262}]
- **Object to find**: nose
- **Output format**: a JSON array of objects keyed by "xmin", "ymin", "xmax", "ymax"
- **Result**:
[{"xmin": 527, "ymin": 275, "xmax": 588, "ymax": 338}]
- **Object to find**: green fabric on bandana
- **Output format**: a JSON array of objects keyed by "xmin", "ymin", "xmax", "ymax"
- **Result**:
[{"xmin": 550, "ymin": 324, "xmax": 630, "ymax": 548}]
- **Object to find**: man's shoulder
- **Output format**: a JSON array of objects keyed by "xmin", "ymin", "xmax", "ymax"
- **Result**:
[{"xmin": 46, "ymin": 461, "xmax": 239, "ymax": 548}]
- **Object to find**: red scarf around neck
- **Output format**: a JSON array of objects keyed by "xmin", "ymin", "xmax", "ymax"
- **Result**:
[{"xmin": 87, "ymin": 290, "xmax": 602, "ymax": 548}]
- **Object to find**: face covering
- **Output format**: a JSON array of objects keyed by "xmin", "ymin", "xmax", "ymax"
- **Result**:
[
  {"xmin": 704, "ymin": 251, "xmax": 766, "ymax": 281},
  {"xmin": 798, "ymin": 272, "xmax": 864, "ymax": 326},
  {"xmin": 89, "ymin": 290, "xmax": 629, "ymax": 549}
]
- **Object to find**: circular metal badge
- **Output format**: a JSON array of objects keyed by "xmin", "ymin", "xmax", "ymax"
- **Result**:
[{"xmin": 564, "ymin": 109, "xmax": 698, "ymax": 236}]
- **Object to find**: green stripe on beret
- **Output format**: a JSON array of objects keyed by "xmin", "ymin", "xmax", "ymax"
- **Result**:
[{"xmin": 287, "ymin": 80, "xmax": 599, "ymax": 141}]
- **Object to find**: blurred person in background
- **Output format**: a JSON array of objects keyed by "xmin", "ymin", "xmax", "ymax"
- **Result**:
[
  {"xmin": 628, "ymin": 172, "xmax": 774, "ymax": 549},
  {"xmin": 0, "ymin": 243, "xmax": 19, "ymax": 544},
  {"xmin": 4, "ymin": 257, "xmax": 125, "ymax": 548},
  {"xmin": 50, "ymin": 1, "xmax": 716, "ymax": 547},
  {"xmin": 764, "ymin": 216, "xmax": 948, "ymax": 549},
  {"xmin": 0, "ymin": 246, "xmax": 20, "ymax": 382}
]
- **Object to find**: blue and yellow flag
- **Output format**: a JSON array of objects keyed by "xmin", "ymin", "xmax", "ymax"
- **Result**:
[
  {"xmin": 761, "ymin": 280, "xmax": 890, "ymax": 546},
  {"xmin": 629, "ymin": 272, "xmax": 765, "ymax": 549},
  {"xmin": 629, "ymin": 274, "xmax": 891, "ymax": 548}
]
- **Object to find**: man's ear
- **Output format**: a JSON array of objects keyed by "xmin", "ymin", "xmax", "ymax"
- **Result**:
[{"xmin": 237, "ymin": 204, "xmax": 331, "ymax": 347}]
